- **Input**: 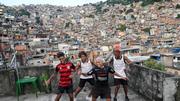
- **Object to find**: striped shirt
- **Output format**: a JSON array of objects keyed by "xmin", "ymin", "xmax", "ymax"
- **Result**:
[
  {"xmin": 87, "ymin": 66, "xmax": 115, "ymax": 86},
  {"xmin": 56, "ymin": 62, "xmax": 75, "ymax": 87}
]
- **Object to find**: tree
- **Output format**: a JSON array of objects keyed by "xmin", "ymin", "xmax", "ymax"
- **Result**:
[
  {"xmin": 143, "ymin": 27, "xmax": 151, "ymax": 33},
  {"xmin": 35, "ymin": 17, "xmax": 40, "ymax": 24},
  {"xmin": 116, "ymin": 24, "xmax": 126, "ymax": 32},
  {"xmin": 176, "ymin": 4, "xmax": 180, "ymax": 9},
  {"xmin": 5, "ymin": 7, "xmax": 16, "ymax": 16},
  {"xmin": 95, "ymin": 1, "xmax": 104, "ymax": 13},
  {"xmin": 103, "ymin": 8, "xmax": 109, "ymax": 13},
  {"xmin": 106, "ymin": 0, "xmax": 132, "ymax": 6},
  {"xmin": 65, "ymin": 22, "xmax": 73, "ymax": 28},
  {"xmin": 18, "ymin": 9, "xmax": 30, "ymax": 17},
  {"xmin": 86, "ymin": 14, "xmax": 94, "ymax": 18},
  {"xmin": 112, "ymin": 15, "xmax": 115, "ymax": 18},
  {"xmin": 143, "ymin": 59, "xmax": 166, "ymax": 71},
  {"xmin": 176, "ymin": 14, "xmax": 180, "ymax": 19},
  {"xmin": 141, "ymin": 0, "xmax": 163, "ymax": 7},
  {"xmin": 131, "ymin": 15, "xmax": 136, "ymax": 20}
]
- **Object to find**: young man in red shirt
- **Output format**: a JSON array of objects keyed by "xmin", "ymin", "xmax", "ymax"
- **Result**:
[{"xmin": 47, "ymin": 52, "xmax": 76, "ymax": 101}]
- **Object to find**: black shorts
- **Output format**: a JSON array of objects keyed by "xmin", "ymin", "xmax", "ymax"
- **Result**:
[
  {"xmin": 114, "ymin": 78, "xmax": 128, "ymax": 86},
  {"xmin": 92, "ymin": 86, "xmax": 111, "ymax": 99},
  {"xmin": 56, "ymin": 85, "xmax": 73, "ymax": 94},
  {"xmin": 78, "ymin": 78, "xmax": 94, "ymax": 88}
]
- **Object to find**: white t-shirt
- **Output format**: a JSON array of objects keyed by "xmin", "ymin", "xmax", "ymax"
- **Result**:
[
  {"xmin": 113, "ymin": 56, "xmax": 127, "ymax": 79},
  {"xmin": 80, "ymin": 60, "xmax": 93, "ymax": 79}
]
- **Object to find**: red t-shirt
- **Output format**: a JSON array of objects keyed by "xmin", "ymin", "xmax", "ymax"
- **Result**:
[{"xmin": 56, "ymin": 62, "xmax": 75, "ymax": 87}]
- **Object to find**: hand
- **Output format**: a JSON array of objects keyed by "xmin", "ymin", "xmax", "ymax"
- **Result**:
[
  {"xmin": 77, "ymin": 70, "xmax": 81, "ymax": 75},
  {"xmin": 77, "ymin": 62, "xmax": 81, "ymax": 67},
  {"xmin": 46, "ymin": 79, "xmax": 51, "ymax": 85},
  {"xmin": 124, "ymin": 68, "xmax": 130, "ymax": 72},
  {"xmin": 123, "ymin": 77, "xmax": 128, "ymax": 81},
  {"xmin": 69, "ymin": 75, "xmax": 73, "ymax": 78}
]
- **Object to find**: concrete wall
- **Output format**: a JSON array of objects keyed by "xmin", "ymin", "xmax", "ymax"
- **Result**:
[
  {"xmin": 0, "ymin": 65, "xmax": 79, "ymax": 96},
  {"xmin": 127, "ymin": 64, "xmax": 177, "ymax": 101},
  {"xmin": 0, "ymin": 65, "xmax": 53, "ymax": 96},
  {"xmin": 0, "ymin": 69, "xmax": 16, "ymax": 96},
  {"xmin": 163, "ymin": 77, "xmax": 180, "ymax": 101},
  {"xmin": 0, "ymin": 64, "xmax": 180, "ymax": 101},
  {"xmin": 18, "ymin": 65, "xmax": 52, "ymax": 78}
]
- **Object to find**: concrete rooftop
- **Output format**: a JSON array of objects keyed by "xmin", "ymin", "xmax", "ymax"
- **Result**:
[{"xmin": 0, "ymin": 87, "xmax": 149, "ymax": 101}]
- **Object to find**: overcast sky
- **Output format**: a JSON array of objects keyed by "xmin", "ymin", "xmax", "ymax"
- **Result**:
[{"xmin": 1, "ymin": 0, "xmax": 106, "ymax": 6}]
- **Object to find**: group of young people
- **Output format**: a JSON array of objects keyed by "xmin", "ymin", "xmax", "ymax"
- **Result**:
[{"xmin": 46, "ymin": 45, "xmax": 132, "ymax": 101}]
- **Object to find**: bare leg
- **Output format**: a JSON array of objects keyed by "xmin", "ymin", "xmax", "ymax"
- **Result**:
[
  {"xmin": 123, "ymin": 85, "xmax": 128, "ymax": 97},
  {"xmin": 68, "ymin": 93, "xmax": 74, "ymax": 101},
  {"xmin": 74, "ymin": 87, "xmax": 83, "ymax": 97},
  {"xmin": 92, "ymin": 97, "xmax": 97, "ymax": 101},
  {"xmin": 88, "ymin": 88, "xmax": 93, "ymax": 97},
  {"xmin": 55, "ymin": 94, "xmax": 62, "ymax": 101},
  {"xmin": 106, "ymin": 98, "xmax": 111, "ymax": 101},
  {"xmin": 114, "ymin": 85, "xmax": 120, "ymax": 98},
  {"xmin": 88, "ymin": 79, "xmax": 95, "ymax": 97}
]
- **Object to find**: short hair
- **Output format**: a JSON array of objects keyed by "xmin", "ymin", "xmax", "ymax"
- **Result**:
[
  {"xmin": 113, "ymin": 43, "xmax": 121, "ymax": 51},
  {"xmin": 113, "ymin": 49, "xmax": 121, "ymax": 52},
  {"xmin": 95, "ymin": 57, "xmax": 105, "ymax": 63},
  {"xmin": 78, "ymin": 51, "xmax": 87, "ymax": 58},
  {"xmin": 57, "ymin": 52, "xmax": 65, "ymax": 58}
]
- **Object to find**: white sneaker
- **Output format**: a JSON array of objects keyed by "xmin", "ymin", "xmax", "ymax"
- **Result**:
[
  {"xmin": 86, "ymin": 96, "xmax": 92, "ymax": 101},
  {"xmin": 74, "ymin": 97, "xmax": 77, "ymax": 101},
  {"xmin": 101, "ymin": 98, "xmax": 106, "ymax": 101}
]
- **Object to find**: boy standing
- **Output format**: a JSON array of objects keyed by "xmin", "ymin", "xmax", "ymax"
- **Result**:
[
  {"xmin": 110, "ymin": 43, "xmax": 132, "ymax": 101},
  {"xmin": 82, "ymin": 57, "xmax": 127, "ymax": 101},
  {"xmin": 47, "ymin": 52, "xmax": 76, "ymax": 101},
  {"xmin": 74, "ymin": 51, "xmax": 94, "ymax": 100}
]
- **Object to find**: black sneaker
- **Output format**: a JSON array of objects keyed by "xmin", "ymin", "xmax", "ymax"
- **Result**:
[
  {"xmin": 113, "ymin": 97, "xmax": 117, "ymax": 101},
  {"xmin": 125, "ymin": 96, "xmax": 129, "ymax": 101}
]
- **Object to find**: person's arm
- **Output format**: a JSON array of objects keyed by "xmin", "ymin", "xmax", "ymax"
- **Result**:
[
  {"xmin": 69, "ymin": 62, "xmax": 76, "ymax": 78},
  {"xmin": 108, "ymin": 58, "xmax": 113, "ymax": 66},
  {"xmin": 90, "ymin": 59, "xmax": 96, "ymax": 67},
  {"xmin": 113, "ymin": 72, "xmax": 128, "ymax": 80},
  {"xmin": 81, "ymin": 68, "xmax": 94, "ymax": 76},
  {"xmin": 89, "ymin": 51, "xmax": 98, "ymax": 65},
  {"xmin": 70, "ymin": 62, "xmax": 76, "ymax": 72},
  {"xmin": 75, "ymin": 62, "xmax": 81, "ymax": 71},
  {"xmin": 124, "ymin": 56, "xmax": 133, "ymax": 65},
  {"xmin": 123, "ymin": 56, "xmax": 133, "ymax": 71},
  {"xmin": 108, "ymin": 66, "xmax": 128, "ymax": 80},
  {"xmin": 46, "ymin": 66, "xmax": 59, "ymax": 85},
  {"xmin": 75, "ymin": 62, "xmax": 81, "ymax": 75}
]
